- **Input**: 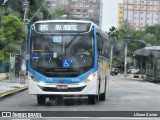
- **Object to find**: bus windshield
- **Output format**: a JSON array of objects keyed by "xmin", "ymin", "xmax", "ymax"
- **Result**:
[{"xmin": 30, "ymin": 32, "xmax": 94, "ymax": 77}]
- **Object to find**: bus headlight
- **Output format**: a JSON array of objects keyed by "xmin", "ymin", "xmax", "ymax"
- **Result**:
[
  {"xmin": 86, "ymin": 74, "xmax": 95, "ymax": 82},
  {"xmin": 38, "ymin": 81, "xmax": 45, "ymax": 86}
]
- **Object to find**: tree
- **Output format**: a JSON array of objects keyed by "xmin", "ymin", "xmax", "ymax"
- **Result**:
[
  {"xmin": 118, "ymin": 20, "xmax": 135, "ymax": 40},
  {"xmin": 145, "ymin": 24, "xmax": 160, "ymax": 45},
  {"xmin": 5, "ymin": 0, "xmax": 23, "ymax": 19},
  {"xmin": 107, "ymin": 26, "xmax": 119, "ymax": 70},
  {"xmin": 0, "ymin": 0, "xmax": 4, "ymax": 22},
  {"xmin": 28, "ymin": 0, "xmax": 68, "ymax": 24},
  {"xmin": 48, "ymin": 7, "xmax": 68, "ymax": 20},
  {"xmin": 108, "ymin": 21, "xmax": 136, "ymax": 69},
  {"xmin": 0, "ymin": 14, "xmax": 24, "ymax": 63},
  {"xmin": 28, "ymin": 0, "xmax": 46, "ymax": 23},
  {"xmin": 107, "ymin": 26, "xmax": 118, "ymax": 41}
]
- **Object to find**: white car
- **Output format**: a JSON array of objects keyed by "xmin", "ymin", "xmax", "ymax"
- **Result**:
[{"xmin": 127, "ymin": 69, "xmax": 139, "ymax": 74}]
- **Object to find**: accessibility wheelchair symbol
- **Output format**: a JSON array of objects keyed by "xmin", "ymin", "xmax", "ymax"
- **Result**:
[{"xmin": 62, "ymin": 59, "xmax": 72, "ymax": 68}]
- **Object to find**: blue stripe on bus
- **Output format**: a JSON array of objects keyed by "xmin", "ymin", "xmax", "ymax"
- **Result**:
[
  {"xmin": 93, "ymin": 25, "xmax": 98, "ymax": 70},
  {"xmin": 28, "ymin": 25, "xmax": 32, "ymax": 71}
]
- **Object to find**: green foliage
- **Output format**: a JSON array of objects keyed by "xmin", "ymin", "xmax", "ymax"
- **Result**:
[
  {"xmin": 5, "ymin": 0, "xmax": 23, "ymax": 19},
  {"xmin": 28, "ymin": 0, "xmax": 68, "ymax": 24},
  {"xmin": 109, "ymin": 21, "xmax": 160, "ymax": 70},
  {"xmin": 28, "ymin": 0, "xmax": 46, "ymax": 23},
  {"xmin": 118, "ymin": 20, "xmax": 135, "ymax": 39},
  {"xmin": 145, "ymin": 24, "xmax": 160, "ymax": 45},
  {"xmin": 0, "ymin": 26, "xmax": 5, "ymax": 43},
  {"xmin": 48, "ymin": 8, "xmax": 67, "ymax": 20},
  {"xmin": 0, "ymin": 14, "xmax": 24, "ymax": 63},
  {"xmin": 107, "ymin": 26, "xmax": 118, "ymax": 41}
]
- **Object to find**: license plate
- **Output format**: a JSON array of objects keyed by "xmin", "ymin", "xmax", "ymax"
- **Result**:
[{"xmin": 56, "ymin": 85, "xmax": 68, "ymax": 90}]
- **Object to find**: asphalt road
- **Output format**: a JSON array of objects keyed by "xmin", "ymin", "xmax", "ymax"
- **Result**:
[{"xmin": 0, "ymin": 76, "xmax": 160, "ymax": 119}]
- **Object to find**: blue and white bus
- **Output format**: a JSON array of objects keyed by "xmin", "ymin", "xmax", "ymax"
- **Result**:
[{"xmin": 28, "ymin": 20, "xmax": 111, "ymax": 105}]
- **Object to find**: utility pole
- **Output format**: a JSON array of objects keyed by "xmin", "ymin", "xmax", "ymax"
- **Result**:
[
  {"xmin": 124, "ymin": 42, "xmax": 127, "ymax": 77},
  {"xmin": 0, "ymin": 0, "xmax": 3, "ymax": 25},
  {"xmin": 23, "ymin": 0, "xmax": 29, "ymax": 33},
  {"xmin": 0, "ymin": 0, "xmax": 8, "ymax": 24},
  {"xmin": 20, "ymin": 0, "xmax": 29, "ymax": 74},
  {"xmin": 110, "ymin": 42, "xmax": 113, "ymax": 72}
]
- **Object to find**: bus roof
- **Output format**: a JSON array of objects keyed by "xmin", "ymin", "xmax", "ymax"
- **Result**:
[
  {"xmin": 32, "ymin": 20, "xmax": 98, "ymax": 34},
  {"xmin": 34, "ymin": 20, "xmax": 95, "ymax": 25}
]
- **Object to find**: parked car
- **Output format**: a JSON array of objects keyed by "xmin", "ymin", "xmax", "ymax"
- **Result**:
[
  {"xmin": 111, "ymin": 68, "xmax": 120, "ymax": 75},
  {"xmin": 127, "ymin": 69, "xmax": 139, "ymax": 74}
]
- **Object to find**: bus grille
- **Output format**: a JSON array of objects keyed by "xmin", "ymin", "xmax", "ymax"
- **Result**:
[{"xmin": 38, "ymin": 86, "xmax": 86, "ymax": 92}]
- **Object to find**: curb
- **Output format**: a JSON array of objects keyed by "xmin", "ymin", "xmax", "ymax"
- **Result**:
[{"xmin": 0, "ymin": 86, "xmax": 28, "ymax": 99}]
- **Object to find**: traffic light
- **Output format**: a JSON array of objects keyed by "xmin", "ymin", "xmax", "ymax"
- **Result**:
[{"xmin": 124, "ymin": 37, "xmax": 135, "ymax": 43}]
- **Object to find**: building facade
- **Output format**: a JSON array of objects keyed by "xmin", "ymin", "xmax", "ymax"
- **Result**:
[
  {"xmin": 117, "ymin": 3, "xmax": 124, "ymax": 28},
  {"xmin": 49, "ymin": 0, "xmax": 102, "ymax": 27},
  {"xmin": 120, "ymin": 0, "xmax": 160, "ymax": 30}
]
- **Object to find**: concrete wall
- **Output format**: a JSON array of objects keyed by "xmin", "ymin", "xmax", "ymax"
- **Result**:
[{"xmin": 0, "ymin": 73, "xmax": 9, "ymax": 80}]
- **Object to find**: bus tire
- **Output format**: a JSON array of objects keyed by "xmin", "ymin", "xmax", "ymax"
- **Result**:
[
  {"xmin": 88, "ymin": 95, "xmax": 97, "ymax": 104},
  {"xmin": 57, "ymin": 96, "xmax": 63, "ymax": 105},
  {"xmin": 37, "ymin": 95, "xmax": 46, "ymax": 105},
  {"xmin": 99, "ymin": 81, "xmax": 106, "ymax": 101},
  {"xmin": 99, "ymin": 90, "xmax": 106, "ymax": 101}
]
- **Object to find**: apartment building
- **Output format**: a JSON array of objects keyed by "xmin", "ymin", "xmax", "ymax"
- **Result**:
[
  {"xmin": 49, "ymin": 0, "xmax": 69, "ymax": 10},
  {"xmin": 120, "ymin": 0, "xmax": 160, "ymax": 30},
  {"xmin": 49, "ymin": 0, "xmax": 102, "ymax": 26}
]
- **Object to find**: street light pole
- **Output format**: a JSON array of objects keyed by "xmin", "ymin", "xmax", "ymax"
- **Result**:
[
  {"xmin": 123, "ymin": 37, "xmax": 134, "ymax": 77},
  {"xmin": 124, "ymin": 42, "xmax": 127, "ymax": 77},
  {"xmin": 123, "ymin": 38, "xmax": 149, "ymax": 77},
  {"xmin": 20, "ymin": 0, "xmax": 30, "ymax": 74},
  {"xmin": 110, "ymin": 43, "xmax": 113, "ymax": 72},
  {"xmin": 0, "ymin": 1, "xmax": 3, "ymax": 25}
]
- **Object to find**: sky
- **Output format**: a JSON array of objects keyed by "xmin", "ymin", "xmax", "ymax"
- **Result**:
[{"xmin": 102, "ymin": 0, "xmax": 123, "ymax": 32}]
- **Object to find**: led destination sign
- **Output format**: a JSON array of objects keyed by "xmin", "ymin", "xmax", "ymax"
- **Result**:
[{"xmin": 34, "ymin": 22, "xmax": 91, "ymax": 33}]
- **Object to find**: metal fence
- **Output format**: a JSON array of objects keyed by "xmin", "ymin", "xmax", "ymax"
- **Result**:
[{"xmin": 0, "ymin": 63, "xmax": 9, "ymax": 73}]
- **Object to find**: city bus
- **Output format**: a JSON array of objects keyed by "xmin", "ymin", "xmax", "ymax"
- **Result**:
[{"xmin": 27, "ymin": 20, "xmax": 111, "ymax": 105}]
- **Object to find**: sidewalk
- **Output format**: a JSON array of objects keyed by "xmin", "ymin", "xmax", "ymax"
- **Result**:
[
  {"xmin": 0, "ymin": 77, "xmax": 28, "ymax": 99},
  {"xmin": 110, "ymin": 73, "xmax": 145, "ymax": 80}
]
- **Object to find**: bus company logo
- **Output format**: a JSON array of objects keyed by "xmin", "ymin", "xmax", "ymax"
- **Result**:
[
  {"xmin": 2, "ymin": 112, "xmax": 11, "ymax": 117},
  {"xmin": 46, "ymin": 78, "xmax": 53, "ymax": 83},
  {"xmin": 59, "ymin": 78, "xmax": 64, "ymax": 83}
]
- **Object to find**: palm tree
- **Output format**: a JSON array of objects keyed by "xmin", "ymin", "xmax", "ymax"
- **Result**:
[{"xmin": 107, "ymin": 26, "xmax": 118, "ymax": 72}]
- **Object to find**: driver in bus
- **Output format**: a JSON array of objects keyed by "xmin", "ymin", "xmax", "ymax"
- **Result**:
[{"xmin": 76, "ymin": 48, "xmax": 90, "ymax": 56}]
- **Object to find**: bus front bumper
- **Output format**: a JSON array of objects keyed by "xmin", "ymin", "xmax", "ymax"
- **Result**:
[{"xmin": 28, "ymin": 77, "xmax": 98, "ymax": 96}]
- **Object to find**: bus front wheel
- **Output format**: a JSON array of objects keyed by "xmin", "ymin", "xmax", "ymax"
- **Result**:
[
  {"xmin": 88, "ymin": 95, "xmax": 97, "ymax": 104},
  {"xmin": 99, "ymin": 79, "xmax": 107, "ymax": 101},
  {"xmin": 37, "ymin": 95, "xmax": 46, "ymax": 105}
]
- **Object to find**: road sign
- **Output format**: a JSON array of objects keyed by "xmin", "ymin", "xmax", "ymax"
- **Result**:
[{"xmin": 62, "ymin": 59, "xmax": 72, "ymax": 68}]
